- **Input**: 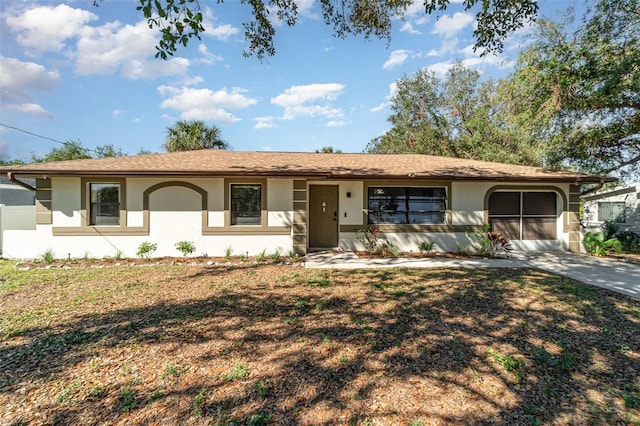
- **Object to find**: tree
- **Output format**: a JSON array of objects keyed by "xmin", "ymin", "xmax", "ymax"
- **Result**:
[
  {"xmin": 96, "ymin": 0, "xmax": 538, "ymax": 60},
  {"xmin": 366, "ymin": 62, "xmax": 542, "ymax": 166},
  {"xmin": 315, "ymin": 146, "xmax": 342, "ymax": 153},
  {"xmin": 510, "ymin": 0, "xmax": 640, "ymax": 179},
  {"xmin": 33, "ymin": 141, "xmax": 91, "ymax": 162},
  {"xmin": 31, "ymin": 141, "xmax": 125, "ymax": 162},
  {"xmin": 94, "ymin": 144, "xmax": 124, "ymax": 158},
  {"xmin": 165, "ymin": 120, "xmax": 229, "ymax": 152}
]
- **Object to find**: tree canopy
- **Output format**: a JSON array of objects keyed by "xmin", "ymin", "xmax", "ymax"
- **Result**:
[
  {"xmin": 101, "ymin": 0, "xmax": 538, "ymax": 59},
  {"xmin": 510, "ymin": 0, "xmax": 640, "ymax": 179},
  {"xmin": 366, "ymin": 62, "xmax": 543, "ymax": 166},
  {"xmin": 31, "ymin": 142, "xmax": 124, "ymax": 163},
  {"xmin": 165, "ymin": 120, "xmax": 229, "ymax": 152}
]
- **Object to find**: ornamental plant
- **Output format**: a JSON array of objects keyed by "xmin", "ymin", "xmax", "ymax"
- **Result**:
[{"xmin": 175, "ymin": 241, "xmax": 196, "ymax": 257}]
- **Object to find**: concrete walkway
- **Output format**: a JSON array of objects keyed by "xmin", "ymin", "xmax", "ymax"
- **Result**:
[{"xmin": 305, "ymin": 251, "xmax": 640, "ymax": 298}]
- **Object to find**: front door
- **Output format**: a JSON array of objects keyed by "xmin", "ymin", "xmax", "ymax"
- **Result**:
[{"xmin": 309, "ymin": 185, "xmax": 339, "ymax": 248}]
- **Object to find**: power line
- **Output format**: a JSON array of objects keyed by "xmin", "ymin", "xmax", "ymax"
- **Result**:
[
  {"xmin": 0, "ymin": 122, "xmax": 104, "ymax": 156},
  {"xmin": 0, "ymin": 122, "xmax": 69, "ymax": 146}
]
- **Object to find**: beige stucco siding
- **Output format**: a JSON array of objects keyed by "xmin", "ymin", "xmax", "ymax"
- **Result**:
[
  {"xmin": 450, "ymin": 182, "xmax": 487, "ymax": 225},
  {"xmin": 267, "ymin": 179, "xmax": 293, "ymax": 227},
  {"xmin": 51, "ymin": 177, "xmax": 81, "ymax": 227}
]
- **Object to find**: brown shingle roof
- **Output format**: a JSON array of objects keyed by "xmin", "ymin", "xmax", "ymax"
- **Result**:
[{"xmin": 2, "ymin": 150, "xmax": 613, "ymax": 183}]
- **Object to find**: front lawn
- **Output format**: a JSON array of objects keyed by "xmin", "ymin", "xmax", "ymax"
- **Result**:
[{"xmin": 1, "ymin": 261, "xmax": 638, "ymax": 425}]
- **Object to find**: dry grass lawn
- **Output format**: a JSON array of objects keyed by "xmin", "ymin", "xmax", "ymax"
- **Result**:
[{"xmin": 1, "ymin": 259, "xmax": 639, "ymax": 425}]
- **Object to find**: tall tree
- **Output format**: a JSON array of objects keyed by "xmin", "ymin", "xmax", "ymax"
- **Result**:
[
  {"xmin": 511, "ymin": 0, "xmax": 640, "ymax": 179},
  {"xmin": 165, "ymin": 120, "xmax": 229, "ymax": 152},
  {"xmin": 95, "ymin": 0, "xmax": 538, "ymax": 60},
  {"xmin": 366, "ymin": 63, "xmax": 542, "ymax": 166}
]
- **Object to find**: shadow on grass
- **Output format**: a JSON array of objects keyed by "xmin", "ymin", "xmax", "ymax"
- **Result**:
[{"xmin": 1, "ymin": 266, "xmax": 639, "ymax": 425}]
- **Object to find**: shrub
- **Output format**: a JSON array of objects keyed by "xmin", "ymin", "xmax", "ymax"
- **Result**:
[
  {"xmin": 485, "ymin": 231, "xmax": 513, "ymax": 258},
  {"xmin": 175, "ymin": 241, "xmax": 196, "ymax": 257},
  {"xmin": 583, "ymin": 231, "xmax": 621, "ymax": 256},
  {"xmin": 41, "ymin": 248, "xmax": 55, "ymax": 264},
  {"xmin": 418, "ymin": 241, "xmax": 435, "ymax": 254},
  {"xmin": 136, "ymin": 241, "xmax": 157, "ymax": 259},
  {"xmin": 255, "ymin": 249, "xmax": 267, "ymax": 262},
  {"xmin": 356, "ymin": 225, "xmax": 380, "ymax": 252},
  {"xmin": 615, "ymin": 230, "xmax": 640, "ymax": 253}
]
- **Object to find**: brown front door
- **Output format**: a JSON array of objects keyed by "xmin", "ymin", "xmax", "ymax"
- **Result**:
[{"xmin": 309, "ymin": 185, "xmax": 339, "ymax": 248}]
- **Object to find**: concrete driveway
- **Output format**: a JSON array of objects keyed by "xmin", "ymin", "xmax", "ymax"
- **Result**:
[{"xmin": 305, "ymin": 251, "xmax": 640, "ymax": 298}]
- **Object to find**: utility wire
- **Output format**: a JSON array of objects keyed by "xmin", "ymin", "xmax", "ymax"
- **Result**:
[{"xmin": 0, "ymin": 122, "xmax": 102, "ymax": 156}]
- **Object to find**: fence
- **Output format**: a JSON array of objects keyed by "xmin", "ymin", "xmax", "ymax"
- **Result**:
[{"xmin": 0, "ymin": 205, "xmax": 36, "ymax": 255}]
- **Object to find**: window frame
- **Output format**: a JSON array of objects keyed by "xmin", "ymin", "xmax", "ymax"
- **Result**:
[
  {"xmin": 82, "ymin": 177, "xmax": 127, "ymax": 229},
  {"xmin": 488, "ymin": 191, "xmax": 558, "ymax": 240},
  {"xmin": 230, "ymin": 183, "xmax": 262, "ymax": 226},
  {"xmin": 367, "ymin": 186, "xmax": 448, "ymax": 225},
  {"xmin": 597, "ymin": 201, "xmax": 626, "ymax": 223},
  {"xmin": 89, "ymin": 182, "xmax": 121, "ymax": 226},
  {"xmin": 223, "ymin": 178, "xmax": 268, "ymax": 229}
]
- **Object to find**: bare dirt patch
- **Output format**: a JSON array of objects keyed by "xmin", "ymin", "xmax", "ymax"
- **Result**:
[{"xmin": 1, "ymin": 262, "xmax": 639, "ymax": 425}]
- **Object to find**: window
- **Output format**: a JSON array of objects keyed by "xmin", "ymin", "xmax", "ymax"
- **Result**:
[
  {"xmin": 598, "ymin": 202, "xmax": 625, "ymax": 223},
  {"xmin": 90, "ymin": 183, "xmax": 120, "ymax": 225},
  {"xmin": 488, "ymin": 191, "xmax": 557, "ymax": 240},
  {"xmin": 368, "ymin": 187, "xmax": 446, "ymax": 224},
  {"xmin": 231, "ymin": 184, "xmax": 261, "ymax": 225}
]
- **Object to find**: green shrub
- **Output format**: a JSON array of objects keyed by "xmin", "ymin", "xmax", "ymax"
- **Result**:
[
  {"xmin": 583, "ymin": 231, "xmax": 621, "ymax": 256},
  {"xmin": 175, "ymin": 241, "xmax": 196, "ymax": 257},
  {"xmin": 418, "ymin": 241, "xmax": 434, "ymax": 254},
  {"xmin": 611, "ymin": 230, "xmax": 640, "ymax": 253},
  {"xmin": 41, "ymin": 248, "xmax": 55, "ymax": 264},
  {"xmin": 136, "ymin": 241, "xmax": 157, "ymax": 259}
]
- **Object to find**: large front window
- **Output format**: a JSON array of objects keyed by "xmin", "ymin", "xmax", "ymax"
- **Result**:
[
  {"xmin": 90, "ymin": 183, "xmax": 120, "ymax": 225},
  {"xmin": 231, "ymin": 184, "xmax": 261, "ymax": 225},
  {"xmin": 368, "ymin": 187, "xmax": 447, "ymax": 224}
]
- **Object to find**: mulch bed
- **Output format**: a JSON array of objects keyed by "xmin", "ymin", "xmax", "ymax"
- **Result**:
[{"xmin": 1, "ymin": 262, "xmax": 639, "ymax": 425}]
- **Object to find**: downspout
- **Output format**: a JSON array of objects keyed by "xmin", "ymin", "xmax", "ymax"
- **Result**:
[
  {"xmin": 7, "ymin": 172, "xmax": 36, "ymax": 191},
  {"xmin": 580, "ymin": 178, "xmax": 606, "ymax": 197}
]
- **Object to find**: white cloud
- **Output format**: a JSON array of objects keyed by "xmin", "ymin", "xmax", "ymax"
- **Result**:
[
  {"xmin": 383, "ymin": 50, "xmax": 411, "ymax": 69},
  {"xmin": 8, "ymin": 103, "xmax": 53, "ymax": 119},
  {"xmin": 75, "ymin": 20, "xmax": 189, "ymax": 79},
  {"xmin": 255, "ymin": 116, "xmax": 278, "ymax": 129},
  {"xmin": 272, "ymin": 83, "xmax": 345, "ymax": 107},
  {"xmin": 158, "ymin": 85, "xmax": 258, "ymax": 123},
  {"xmin": 370, "ymin": 102, "xmax": 386, "ymax": 112},
  {"xmin": 425, "ymin": 61, "xmax": 454, "ymax": 77},
  {"xmin": 400, "ymin": 22, "xmax": 421, "ymax": 35},
  {"xmin": 0, "ymin": 56, "xmax": 59, "ymax": 117},
  {"xmin": 433, "ymin": 12, "xmax": 474, "ymax": 38},
  {"xmin": 271, "ymin": 83, "xmax": 345, "ymax": 122},
  {"xmin": 197, "ymin": 44, "xmax": 224, "ymax": 65},
  {"xmin": 5, "ymin": 4, "xmax": 97, "ymax": 55}
]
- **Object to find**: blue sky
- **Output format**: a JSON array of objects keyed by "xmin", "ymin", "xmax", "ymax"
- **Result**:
[{"xmin": 0, "ymin": 0, "xmax": 573, "ymax": 161}]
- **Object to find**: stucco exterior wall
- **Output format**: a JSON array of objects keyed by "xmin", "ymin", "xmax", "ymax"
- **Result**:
[
  {"xmin": 51, "ymin": 177, "xmax": 81, "ymax": 227},
  {"xmin": 2, "ymin": 177, "xmax": 576, "ymax": 259}
]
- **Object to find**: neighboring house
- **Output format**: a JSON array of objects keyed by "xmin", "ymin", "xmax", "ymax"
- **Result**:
[
  {"xmin": 0, "ymin": 151, "xmax": 612, "ymax": 259},
  {"xmin": 0, "ymin": 176, "xmax": 36, "ymax": 256},
  {"xmin": 0, "ymin": 176, "xmax": 35, "ymax": 206},
  {"xmin": 582, "ymin": 182, "xmax": 640, "ymax": 233}
]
